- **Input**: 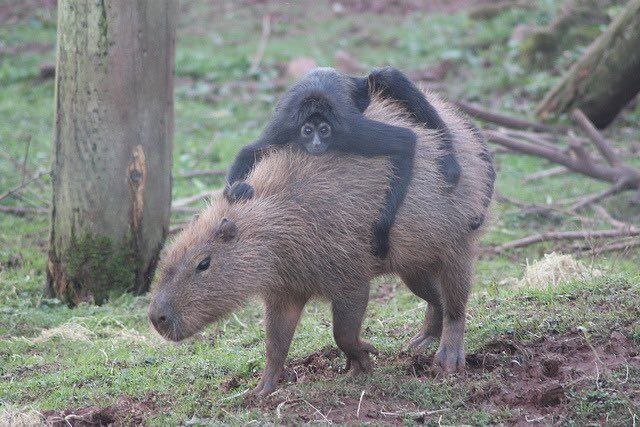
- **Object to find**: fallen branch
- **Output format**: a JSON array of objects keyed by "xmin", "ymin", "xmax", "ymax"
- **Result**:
[
  {"xmin": 495, "ymin": 192, "xmax": 596, "ymax": 225},
  {"xmin": 484, "ymin": 130, "xmax": 636, "ymax": 185},
  {"xmin": 249, "ymin": 13, "xmax": 272, "ymax": 75},
  {"xmin": 570, "ymin": 178, "xmax": 633, "ymax": 211},
  {"xmin": 522, "ymin": 166, "xmax": 568, "ymax": 182},
  {"xmin": 591, "ymin": 204, "xmax": 635, "ymax": 230},
  {"xmin": 494, "ymin": 228, "xmax": 640, "ymax": 253},
  {"xmin": 0, "ymin": 204, "xmax": 48, "ymax": 216},
  {"xmin": 571, "ymin": 109, "xmax": 621, "ymax": 166},
  {"xmin": 172, "ymin": 189, "xmax": 222, "ymax": 208},
  {"xmin": 171, "ymin": 206, "xmax": 200, "ymax": 214},
  {"xmin": 456, "ymin": 101, "xmax": 567, "ymax": 133},
  {"xmin": 0, "ymin": 171, "xmax": 50, "ymax": 203},
  {"xmin": 582, "ymin": 238, "xmax": 640, "ymax": 256},
  {"xmin": 177, "ymin": 169, "xmax": 226, "ymax": 179}
]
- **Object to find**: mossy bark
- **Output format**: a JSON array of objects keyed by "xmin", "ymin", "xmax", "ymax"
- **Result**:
[
  {"xmin": 536, "ymin": 0, "xmax": 640, "ymax": 128},
  {"xmin": 47, "ymin": 0, "xmax": 177, "ymax": 304}
]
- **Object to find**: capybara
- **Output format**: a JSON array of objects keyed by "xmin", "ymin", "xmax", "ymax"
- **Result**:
[{"xmin": 148, "ymin": 91, "xmax": 495, "ymax": 396}]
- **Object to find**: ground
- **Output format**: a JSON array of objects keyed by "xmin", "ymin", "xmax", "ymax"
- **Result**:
[{"xmin": 1, "ymin": 0, "xmax": 639, "ymax": 425}]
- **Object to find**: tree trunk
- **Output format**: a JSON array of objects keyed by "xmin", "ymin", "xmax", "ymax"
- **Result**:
[
  {"xmin": 536, "ymin": 0, "xmax": 640, "ymax": 128},
  {"xmin": 47, "ymin": 0, "xmax": 176, "ymax": 304}
]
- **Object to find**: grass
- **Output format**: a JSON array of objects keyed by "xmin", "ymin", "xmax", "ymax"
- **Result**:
[{"xmin": 1, "ymin": 0, "xmax": 639, "ymax": 424}]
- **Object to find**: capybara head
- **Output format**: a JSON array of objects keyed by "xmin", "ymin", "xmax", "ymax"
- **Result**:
[{"xmin": 148, "ymin": 206, "xmax": 274, "ymax": 341}]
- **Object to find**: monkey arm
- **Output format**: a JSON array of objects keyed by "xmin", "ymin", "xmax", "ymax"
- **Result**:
[
  {"xmin": 226, "ymin": 141, "xmax": 269, "ymax": 185},
  {"xmin": 225, "ymin": 123, "xmax": 296, "ymax": 203},
  {"xmin": 340, "ymin": 117, "xmax": 417, "ymax": 257},
  {"xmin": 348, "ymin": 76, "xmax": 371, "ymax": 112},
  {"xmin": 367, "ymin": 67, "xmax": 461, "ymax": 187}
]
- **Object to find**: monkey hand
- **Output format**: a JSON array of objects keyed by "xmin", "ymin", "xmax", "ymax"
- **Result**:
[
  {"xmin": 371, "ymin": 223, "xmax": 390, "ymax": 258},
  {"xmin": 223, "ymin": 181, "xmax": 255, "ymax": 203}
]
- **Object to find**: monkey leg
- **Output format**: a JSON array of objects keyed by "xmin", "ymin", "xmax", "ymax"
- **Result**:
[
  {"xmin": 331, "ymin": 286, "xmax": 378, "ymax": 375},
  {"xmin": 434, "ymin": 259, "xmax": 473, "ymax": 373},
  {"xmin": 401, "ymin": 272, "xmax": 443, "ymax": 351},
  {"xmin": 254, "ymin": 295, "xmax": 307, "ymax": 396}
]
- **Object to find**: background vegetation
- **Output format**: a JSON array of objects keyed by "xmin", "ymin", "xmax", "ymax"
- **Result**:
[{"xmin": 1, "ymin": 0, "xmax": 638, "ymax": 424}]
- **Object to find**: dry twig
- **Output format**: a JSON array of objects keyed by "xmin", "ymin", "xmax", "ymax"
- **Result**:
[
  {"xmin": 494, "ymin": 228, "xmax": 640, "ymax": 253},
  {"xmin": 249, "ymin": 13, "xmax": 272, "ymax": 75},
  {"xmin": 177, "ymin": 169, "xmax": 226, "ymax": 179},
  {"xmin": 456, "ymin": 101, "xmax": 567, "ymax": 133}
]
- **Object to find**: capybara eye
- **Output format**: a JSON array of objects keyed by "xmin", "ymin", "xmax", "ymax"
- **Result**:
[{"xmin": 196, "ymin": 256, "xmax": 211, "ymax": 271}]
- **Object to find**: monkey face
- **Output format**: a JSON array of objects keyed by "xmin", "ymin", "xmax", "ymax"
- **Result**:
[{"xmin": 299, "ymin": 116, "xmax": 333, "ymax": 155}]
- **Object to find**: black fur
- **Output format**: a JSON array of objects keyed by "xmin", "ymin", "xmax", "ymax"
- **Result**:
[
  {"xmin": 225, "ymin": 68, "xmax": 416, "ymax": 258},
  {"xmin": 350, "ymin": 67, "xmax": 461, "ymax": 187}
]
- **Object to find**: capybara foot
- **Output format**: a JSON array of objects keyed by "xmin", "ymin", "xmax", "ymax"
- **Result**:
[
  {"xmin": 252, "ymin": 375, "xmax": 278, "ymax": 397},
  {"xmin": 406, "ymin": 332, "xmax": 437, "ymax": 352},
  {"xmin": 434, "ymin": 343, "xmax": 465, "ymax": 373},
  {"xmin": 344, "ymin": 340, "xmax": 378, "ymax": 374}
]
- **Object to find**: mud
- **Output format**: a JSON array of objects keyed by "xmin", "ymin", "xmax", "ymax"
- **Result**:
[
  {"xmin": 409, "ymin": 328, "xmax": 640, "ymax": 422},
  {"xmin": 247, "ymin": 328, "xmax": 639, "ymax": 424},
  {"xmin": 43, "ymin": 395, "xmax": 159, "ymax": 427}
]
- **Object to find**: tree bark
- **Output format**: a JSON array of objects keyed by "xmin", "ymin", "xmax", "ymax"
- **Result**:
[
  {"xmin": 47, "ymin": 0, "xmax": 176, "ymax": 304},
  {"xmin": 536, "ymin": 0, "xmax": 640, "ymax": 128}
]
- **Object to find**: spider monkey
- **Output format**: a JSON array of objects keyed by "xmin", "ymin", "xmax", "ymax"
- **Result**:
[{"xmin": 224, "ymin": 67, "xmax": 460, "ymax": 258}]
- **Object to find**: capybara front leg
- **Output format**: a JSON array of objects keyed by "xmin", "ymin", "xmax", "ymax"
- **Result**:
[
  {"xmin": 402, "ymin": 272, "xmax": 443, "ymax": 351},
  {"xmin": 254, "ymin": 295, "xmax": 307, "ymax": 396},
  {"xmin": 435, "ymin": 260, "xmax": 472, "ymax": 373},
  {"xmin": 331, "ymin": 286, "xmax": 378, "ymax": 375}
]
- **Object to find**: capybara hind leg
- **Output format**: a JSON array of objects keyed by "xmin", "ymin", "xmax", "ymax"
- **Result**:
[
  {"xmin": 402, "ymin": 272, "xmax": 443, "ymax": 351},
  {"xmin": 332, "ymin": 286, "xmax": 378, "ymax": 375},
  {"xmin": 254, "ymin": 295, "xmax": 307, "ymax": 396},
  {"xmin": 435, "ymin": 260, "xmax": 472, "ymax": 373}
]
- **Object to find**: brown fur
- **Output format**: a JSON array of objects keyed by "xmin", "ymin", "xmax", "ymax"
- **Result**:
[{"xmin": 149, "ymin": 91, "xmax": 493, "ymax": 395}]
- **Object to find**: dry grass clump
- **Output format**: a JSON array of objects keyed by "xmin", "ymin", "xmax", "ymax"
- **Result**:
[
  {"xmin": 0, "ymin": 406, "xmax": 43, "ymax": 426},
  {"xmin": 501, "ymin": 252, "xmax": 603, "ymax": 289}
]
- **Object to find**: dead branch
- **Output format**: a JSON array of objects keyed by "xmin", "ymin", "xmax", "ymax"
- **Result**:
[
  {"xmin": 0, "ymin": 171, "xmax": 50, "ymax": 203},
  {"xmin": 172, "ymin": 189, "xmax": 222, "ymax": 208},
  {"xmin": 582, "ymin": 238, "xmax": 640, "ymax": 256},
  {"xmin": 0, "ymin": 204, "xmax": 48, "ymax": 216},
  {"xmin": 456, "ymin": 101, "xmax": 567, "ymax": 133},
  {"xmin": 522, "ymin": 166, "xmax": 568, "ymax": 182},
  {"xmin": 494, "ymin": 228, "xmax": 640, "ymax": 253},
  {"xmin": 171, "ymin": 206, "xmax": 200, "ymax": 214},
  {"xmin": 591, "ymin": 204, "xmax": 635, "ymax": 230},
  {"xmin": 177, "ymin": 169, "xmax": 226, "ymax": 178},
  {"xmin": 249, "ymin": 13, "xmax": 272, "ymax": 75},
  {"xmin": 495, "ymin": 192, "xmax": 596, "ymax": 225},
  {"xmin": 484, "ymin": 130, "xmax": 636, "ymax": 186},
  {"xmin": 570, "ymin": 178, "xmax": 633, "ymax": 211},
  {"xmin": 571, "ymin": 109, "xmax": 621, "ymax": 166}
]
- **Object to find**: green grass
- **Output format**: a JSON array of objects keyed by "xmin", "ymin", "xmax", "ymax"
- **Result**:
[{"xmin": 1, "ymin": 0, "xmax": 639, "ymax": 424}]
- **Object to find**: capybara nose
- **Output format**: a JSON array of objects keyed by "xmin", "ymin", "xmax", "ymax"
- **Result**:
[{"xmin": 149, "ymin": 303, "xmax": 173, "ymax": 334}]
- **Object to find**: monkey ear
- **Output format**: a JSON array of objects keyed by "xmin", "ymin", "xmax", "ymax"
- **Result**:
[{"xmin": 215, "ymin": 218, "xmax": 237, "ymax": 241}]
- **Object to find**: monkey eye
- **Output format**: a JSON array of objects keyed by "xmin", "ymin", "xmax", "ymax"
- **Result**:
[
  {"xmin": 196, "ymin": 256, "xmax": 211, "ymax": 271},
  {"xmin": 318, "ymin": 123, "xmax": 331, "ymax": 137},
  {"xmin": 301, "ymin": 123, "xmax": 314, "ymax": 138}
]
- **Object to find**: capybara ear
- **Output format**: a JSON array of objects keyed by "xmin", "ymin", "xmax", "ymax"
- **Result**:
[{"xmin": 215, "ymin": 218, "xmax": 237, "ymax": 241}]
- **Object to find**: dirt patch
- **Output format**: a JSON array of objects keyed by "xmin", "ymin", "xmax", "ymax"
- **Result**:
[
  {"xmin": 281, "ymin": 345, "xmax": 344, "ymax": 384},
  {"xmin": 43, "ymin": 395, "xmax": 160, "ymax": 426},
  {"xmin": 248, "ymin": 329, "xmax": 638, "ymax": 424},
  {"xmin": 408, "ymin": 328, "xmax": 640, "ymax": 422}
]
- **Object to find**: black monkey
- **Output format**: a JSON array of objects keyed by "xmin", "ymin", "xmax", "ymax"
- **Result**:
[
  {"xmin": 224, "ymin": 68, "xmax": 417, "ymax": 258},
  {"xmin": 349, "ymin": 67, "xmax": 461, "ymax": 186}
]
